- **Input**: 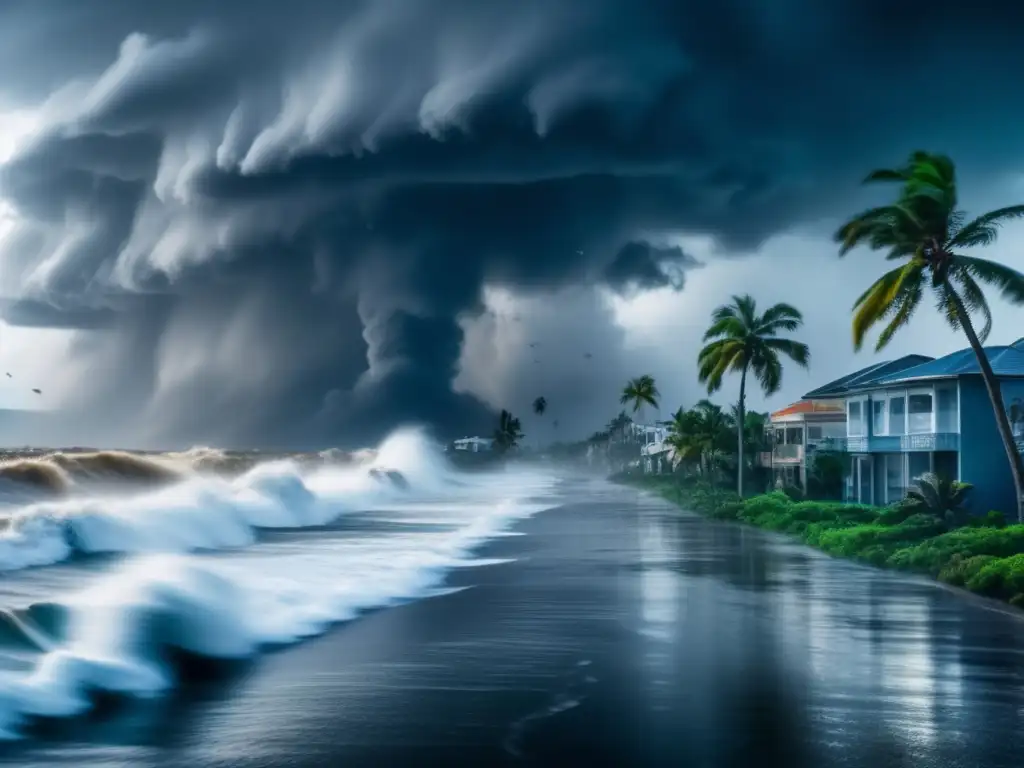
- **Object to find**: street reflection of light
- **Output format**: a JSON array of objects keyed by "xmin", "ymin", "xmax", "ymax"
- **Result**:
[
  {"xmin": 638, "ymin": 517, "xmax": 680, "ymax": 711},
  {"xmin": 878, "ymin": 600, "xmax": 949, "ymax": 749}
]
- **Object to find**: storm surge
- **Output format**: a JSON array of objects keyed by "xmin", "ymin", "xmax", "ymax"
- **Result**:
[{"xmin": 0, "ymin": 430, "xmax": 559, "ymax": 740}]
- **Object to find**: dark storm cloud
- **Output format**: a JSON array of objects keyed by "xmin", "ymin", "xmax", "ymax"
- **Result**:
[
  {"xmin": 0, "ymin": 0, "xmax": 1022, "ymax": 448},
  {"xmin": 603, "ymin": 242, "xmax": 703, "ymax": 296}
]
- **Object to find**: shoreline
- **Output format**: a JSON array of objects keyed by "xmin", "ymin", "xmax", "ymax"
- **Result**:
[{"xmin": 614, "ymin": 473, "xmax": 1024, "ymax": 613}]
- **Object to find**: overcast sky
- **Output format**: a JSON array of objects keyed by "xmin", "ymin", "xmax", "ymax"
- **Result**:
[{"xmin": 0, "ymin": 0, "xmax": 1023, "ymax": 449}]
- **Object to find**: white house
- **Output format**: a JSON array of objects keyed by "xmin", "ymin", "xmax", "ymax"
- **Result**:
[{"xmin": 452, "ymin": 436, "xmax": 495, "ymax": 453}]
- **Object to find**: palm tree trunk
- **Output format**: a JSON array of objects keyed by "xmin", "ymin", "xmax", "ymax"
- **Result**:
[
  {"xmin": 737, "ymin": 365, "xmax": 748, "ymax": 497},
  {"xmin": 948, "ymin": 287, "xmax": 1024, "ymax": 522}
]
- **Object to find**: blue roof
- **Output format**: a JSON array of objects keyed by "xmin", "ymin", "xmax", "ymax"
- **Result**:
[
  {"xmin": 871, "ymin": 338, "xmax": 1024, "ymax": 386},
  {"xmin": 802, "ymin": 355, "xmax": 934, "ymax": 399}
]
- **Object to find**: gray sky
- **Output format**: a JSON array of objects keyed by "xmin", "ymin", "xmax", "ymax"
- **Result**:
[{"xmin": 0, "ymin": 0, "xmax": 1023, "ymax": 449}]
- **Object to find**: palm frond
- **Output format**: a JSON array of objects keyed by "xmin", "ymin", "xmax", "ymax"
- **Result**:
[
  {"xmin": 762, "ymin": 337, "xmax": 810, "ymax": 367},
  {"xmin": 955, "ymin": 254, "xmax": 1024, "ymax": 305}
]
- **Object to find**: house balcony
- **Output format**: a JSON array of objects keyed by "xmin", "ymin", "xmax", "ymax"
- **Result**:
[
  {"xmin": 771, "ymin": 444, "xmax": 804, "ymax": 463},
  {"xmin": 821, "ymin": 433, "xmax": 961, "ymax": 453}
]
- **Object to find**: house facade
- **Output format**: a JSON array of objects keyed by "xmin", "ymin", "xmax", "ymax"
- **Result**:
[
  {"xmin": 763, "ymin": 400, "xmax": 847, "ymax": 491},
  {"xmin": 804, "ymin": 341, "xmax": 1024, "ymax": 514}
]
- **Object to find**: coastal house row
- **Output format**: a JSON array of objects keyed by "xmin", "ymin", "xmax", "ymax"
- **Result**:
[{"xmin": 763, "ymin": 339, "xmax": 1024, "ymax": 514}]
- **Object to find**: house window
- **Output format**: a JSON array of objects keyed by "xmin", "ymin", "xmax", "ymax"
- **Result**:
[
  {"xmin": 885, "ymin": 453, "xmax": 905, "ymax": 504},
  {"xmin": 786, "ymin": 427, "xmax": 803, "ymax": 445},
  {"xmin": 908, "ymin": 393, "xmax": 933, "ymax": 433},
  {"xmin": 888, "ymin": 396, "xmax": 906, "ymax": 435},
  {"xmin": 907, "ymin": 452, "xmax": 931, "ymax": 484},
  {"xmin": 872, "ymin": 399, "xmax": 887, "ymax": 435},
  {"xmin": 848, "ymin": 400, "xmax": 865, "ymax": 436},
  {"xmin": 936, "ymin": 386, "xmax": 957, "ymax": 432},
  {"xmin": 807, "ymin": 425, "xmax": 823, "ymax": 440}
]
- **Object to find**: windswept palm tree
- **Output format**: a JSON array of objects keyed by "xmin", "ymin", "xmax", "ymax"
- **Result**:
[
  {"xmin": 698, "ymin": 295, "xmax": 809, "ymax": 496},
  {"xmin": 607, "ymin": 410, "xmax": 633, "ymax": 445},
  {"xmin": 836, "ymin": 151, "xmax": 1024, "ymax": 521},
  {"xmin": 620, "ymin": 375, "xmax": 660, "ymax": 435},
  {"xmin": 493, "ymin": 409, "xmax": 524, "ymax": 454}
]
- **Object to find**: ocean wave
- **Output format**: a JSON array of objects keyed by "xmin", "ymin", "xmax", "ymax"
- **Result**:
[
  {"xmin": 0, "ymin": 449, "xmax": 424, "ymax": 574},
  {"xmin": 0, "ymin": 431, "xmax": 558, "ymax": 740}
]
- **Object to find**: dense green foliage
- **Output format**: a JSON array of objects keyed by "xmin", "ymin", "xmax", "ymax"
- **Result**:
[{"xmin": 618, "ymin": 473, "xmax": 1024, "ymax": 608}]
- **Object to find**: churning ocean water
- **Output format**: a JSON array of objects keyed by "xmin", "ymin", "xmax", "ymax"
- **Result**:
[{"xmin": 0, "ymin": 429, "xmax": 560, "ymax": 741}]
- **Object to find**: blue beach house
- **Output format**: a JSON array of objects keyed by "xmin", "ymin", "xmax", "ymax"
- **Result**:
[{"xmin": 802, "ymin": 340, "xmax": 1024, "ymax": 514}]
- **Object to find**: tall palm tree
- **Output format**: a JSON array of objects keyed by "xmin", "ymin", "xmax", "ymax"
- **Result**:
[
  {"xmin": 836, "ymin": 151, "xmax": 1024, "ymax": 521},
  {"xmin": 493, "ymin": 409, "xmax": 524, "ymax": 454},
  {"xmin": 620, "ymin": 375, "xmax": 660, "ymax": 439},
  {"xmin": 697, "ymin": 295, "xmax": 810, "ymax": 496}
]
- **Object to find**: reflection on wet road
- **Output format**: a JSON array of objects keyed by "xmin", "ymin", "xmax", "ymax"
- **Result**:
[{"xmin": 626, "ymin": 488, "xmax": 1024, "ymax": 767}]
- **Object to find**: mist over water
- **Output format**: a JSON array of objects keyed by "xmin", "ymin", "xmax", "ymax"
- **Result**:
[{"xmin": 0, "ymin": 428, "xmax": 560, "ymax": 741}]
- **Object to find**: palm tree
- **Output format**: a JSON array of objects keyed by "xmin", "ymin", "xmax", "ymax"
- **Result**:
[
  {"xmin": 533, "ymin": 396, "xmax": 547, "ymax": 416},
  {"xmin": 493, "ymin": 409, "xmax": 524, "ymax": 454},
  {"xmin": 697, "ymin": 295, "xmax": 810, "ymax": 496},
  {"xmin": 607, "ymin": 411, "xmax": 633, "ymax": 442},
  {"xmin": 836, "ymin": 151, "xmax": 1024, "ymax": 521},
  {"xmin": 903, "ymin": 472, "xmax": 973, "ymax": 528},
  {"xmin": 620, "ymin": 375, "xmax": 660, "ymax": 440}
]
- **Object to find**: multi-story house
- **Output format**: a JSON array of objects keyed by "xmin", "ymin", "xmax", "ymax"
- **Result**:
[
  {"xmin": 803, "ymin": 341, "xmax": 1024, "ymax": 513},
  {"xmin": 763, "ymin": 400, "xmax": 847, "ymax": 492}
]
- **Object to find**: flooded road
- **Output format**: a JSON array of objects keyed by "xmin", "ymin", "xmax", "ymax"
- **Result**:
[{"xmin": 4, "ymin": 478, "xmax": 1024, "ymax": 767}]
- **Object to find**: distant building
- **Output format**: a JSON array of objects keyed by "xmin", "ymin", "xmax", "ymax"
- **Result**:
[
  {"xmin": 451, "ymin": 436, "xmax": 495, "ymax": 453},
  {"xmin": 761, "ymin": 400, "xmax": 847, "ymax": 492}
]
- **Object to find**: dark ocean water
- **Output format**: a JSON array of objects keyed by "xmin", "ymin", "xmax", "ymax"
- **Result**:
[{"xmin": 2, "ymin": 477, "xmax": 1024, "ymax": 767}]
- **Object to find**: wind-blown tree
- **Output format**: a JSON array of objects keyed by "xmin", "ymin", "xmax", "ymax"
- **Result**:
[
  {"xmin": 698, "ymin": 295, "xmax": 810, "ymax": 496},
  {"xmin": 493, "ymin": 409, "xmax": 524, "ymax": 454},
  {"xmin": 533, "ymin": 396, "xmax": 547, "ymax": 416},
  {"xmin": 666, "ymin": 400, "xmax": 735, "ymax": 478},
  {"xmin": 620, "ymin": 375, "xmax": 660, "ymax": 437},
  {"xmin": 607, "ymin": 411, "xmax": 633, "ymax": 442},
  {"xmin": 836, "ymin": 151, "xmax": 1024, "ymax": 521}
]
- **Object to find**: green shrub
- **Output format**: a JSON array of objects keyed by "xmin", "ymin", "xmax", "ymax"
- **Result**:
[
  {"xmin": 967, "ymin": 511, "xmax": 1008, "ymax": 529},
  {"xmin": 965, "ymin": 554, "xmax": 1024, "ymax": 600},
  {"xmin": 888, "ymin": 526, "xmax": 1024, "ymax": 575},
  {"xmin": 780, "ymin": 484, "xmax": 805, "ymax": 501},
  {"xmin": 936, "ymin": 554, "xmax": 997, "ymax": 586}
]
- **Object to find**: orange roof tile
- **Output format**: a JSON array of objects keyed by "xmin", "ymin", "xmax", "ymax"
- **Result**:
[{"xmin": 770, "ymin": 400, "xmax": 845, "ymax": 419}]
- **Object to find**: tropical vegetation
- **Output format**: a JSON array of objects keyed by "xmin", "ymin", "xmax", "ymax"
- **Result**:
[
  {"xmin": 620, "ymin": 375, "xmax": 660, "ymax": 425},
  {"xmin": 836, "ymin": 150, "xmax": 1024, "ymax": 521},
  {"xmin": 492, "ymin": 409, "xmax": 524, "ymax": 454},
  {"xmin": 697, "ymin": 294, "xmax": 810, "ymax": 496}
]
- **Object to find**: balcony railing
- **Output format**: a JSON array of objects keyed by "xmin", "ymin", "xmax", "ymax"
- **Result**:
[
  {"xmin": 772, "ymin": 444, "xmax": 803, "ymax": 462},
  {"xmin": 817, "ymin": 433, "xmax": 960, "ymax": 453}
]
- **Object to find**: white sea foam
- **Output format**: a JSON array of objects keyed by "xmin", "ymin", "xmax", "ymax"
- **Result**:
[{"xmin": 0, "ymin": 428, "xmax": 560, "ymax": 739}]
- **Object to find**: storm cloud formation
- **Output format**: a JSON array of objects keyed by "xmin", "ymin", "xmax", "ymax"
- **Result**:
[{"xmin": 0, "ymin": 0, "xmax": 1023, "ymax": 448}]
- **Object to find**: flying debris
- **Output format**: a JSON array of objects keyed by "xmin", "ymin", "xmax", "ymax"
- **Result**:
[
  {"xmin": 584, "ymin": 353, "xmax": 593, "ymax": 359},
  {"xmin": 575, "ymin": 250, "xmax": 584, "ymax": 255},
  {"xmin": 529, "ymin": 342, "xmax": 540, "ymax": 348},
  {"xmin": 31, "ymin": 389, "xmax": 41, "ymax": 395},
  {"xmin": 4, "ymin": 373, "xmax": 10, "ymax": 378}
]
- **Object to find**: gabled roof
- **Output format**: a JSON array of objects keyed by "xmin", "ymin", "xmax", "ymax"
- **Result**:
[
  {"xmin": 770, "ymin": 400, "xmax": 845, "ymax": 419},
  {"xmin": 802, "ymin": 355, "xmax": 935, "ymax": 399},
  {"xmin": 872, "ymin": 340, "xmax": 1024, "ymax": 385}
]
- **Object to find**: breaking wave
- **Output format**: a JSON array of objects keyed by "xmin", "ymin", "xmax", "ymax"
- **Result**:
[{"xmin": 0, "ymin": 428, "xmax": 559, "ymax": 740}]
